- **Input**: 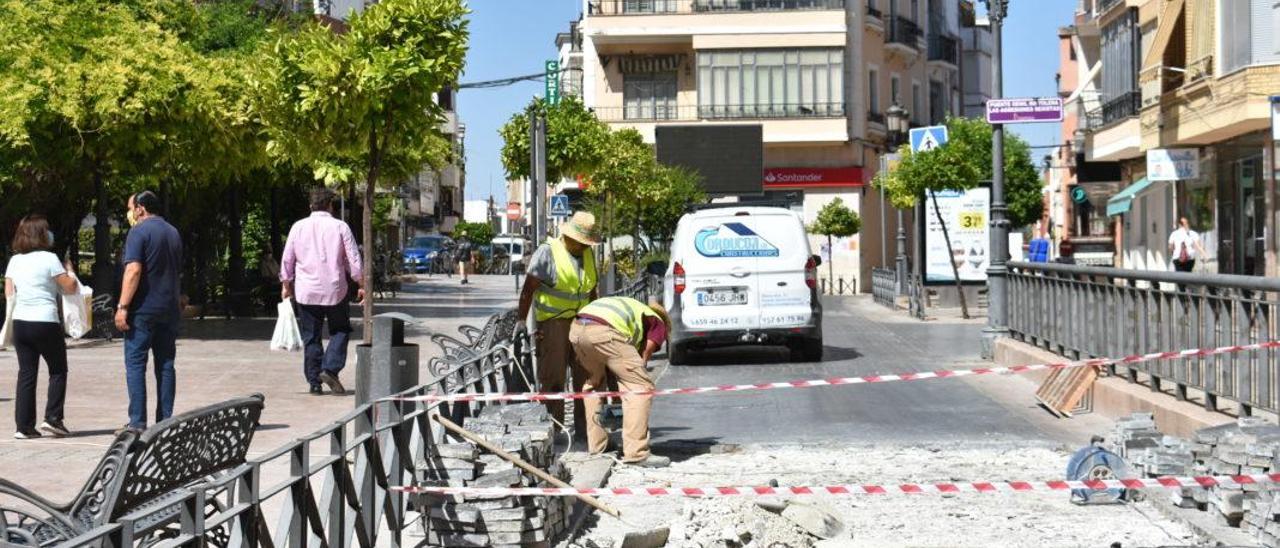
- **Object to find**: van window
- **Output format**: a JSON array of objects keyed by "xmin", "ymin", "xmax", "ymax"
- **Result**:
[{"xmin": 689, "ymin": 215, "xmax": 807, "ymax": 262}]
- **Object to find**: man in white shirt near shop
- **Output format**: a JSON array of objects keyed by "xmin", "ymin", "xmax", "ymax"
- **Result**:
[{"xmin": 1168, "ymin": 217, "xmax": 1207, "ymax": 272}]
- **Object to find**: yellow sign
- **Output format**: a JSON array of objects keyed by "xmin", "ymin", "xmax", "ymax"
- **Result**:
[{"xmin": 959, "ymin": 211, "xmax": 985, "ymax": 230}]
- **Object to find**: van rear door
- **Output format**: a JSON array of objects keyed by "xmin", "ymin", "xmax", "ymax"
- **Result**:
[
  {"xmin": 748, "ymin": 212, "xmax": 814, "ymax": 329},
  {"xmin": 677, "ymin": 215, "xmax": 765, "ymax": 331}
]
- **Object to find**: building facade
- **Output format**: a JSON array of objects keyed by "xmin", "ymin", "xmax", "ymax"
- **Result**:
[
  {"xmin": 577, "ymin": 0, "xmax": 991, "ymax": 290},
  {"xmin": 1067, "ymin": 0, "xmax": 1280, "ymax": 276}
]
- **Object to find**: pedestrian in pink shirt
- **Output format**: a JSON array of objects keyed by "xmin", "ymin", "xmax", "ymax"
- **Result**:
[{"xmin": 280, "ymin": 188, "xmax": 364, "ymax": 395}]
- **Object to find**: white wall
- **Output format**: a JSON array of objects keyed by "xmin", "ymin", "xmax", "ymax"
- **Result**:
[
  {"xmin": 803, "ymin": 189, "xmax": 862, "ymax": 285},
  {"xmin": 1121, "ymin": 184, "xmax": 1174, "ymax": 271}
]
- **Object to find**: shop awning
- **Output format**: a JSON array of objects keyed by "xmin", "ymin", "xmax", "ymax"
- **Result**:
[
  {"xmin": 1106, "ymin": 177, "xmax": 1153, "ymax": 217},
  {"xmin": 1139, "ymin": 0, "xmax": 1184, "ymax": 82}
]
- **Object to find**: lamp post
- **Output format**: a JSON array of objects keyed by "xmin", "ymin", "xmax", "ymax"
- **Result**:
[
  {"xmin": 982, "ymin": 0, "xmax": 1010, "ymax": 358},
  {"xmin": 885, "ymin": 103, "xmax": 910, "ymax": 294}
]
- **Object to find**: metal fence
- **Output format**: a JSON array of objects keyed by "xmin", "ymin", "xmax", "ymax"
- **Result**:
[
  {"xmin": 1008, "ymin": 261, "xmax": 1280, "ymax": 416},
  {"xmin": 57, "ymin": 316, "xmax": 532, "ymax": 548},
  {"xmin": 587, "ymin": 0, "xmax": 844, "ymax": 16},
  {"xmin": 872, "ymin": 268, "xmax": 897, "ymax": 309},
  {"xmin": 591, "ymin": 103, "xmax": 845, "ymax": 123}
]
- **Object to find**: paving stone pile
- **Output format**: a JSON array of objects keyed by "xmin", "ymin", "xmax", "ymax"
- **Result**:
[
  {"xmin": 414, "ymin": 403, "xmax": 571, "ymax": 548},
  {"xmin": 1110, "ymin": 413, "xmax": 1280, "ymax": 547}
]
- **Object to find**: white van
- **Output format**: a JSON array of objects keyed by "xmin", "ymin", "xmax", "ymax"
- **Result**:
[
  {"xmin": 659, "ymin": 206, "xmax": 823, "ymax": 364},
  {"xmin": 491, "ymin": 235, "xmax": 532, "ymax": 273}
]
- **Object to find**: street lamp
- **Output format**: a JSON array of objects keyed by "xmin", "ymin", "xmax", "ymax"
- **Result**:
[
  {"xmin": 982, "ymin": 0, "xmax": 1010, "ymax": 358},
  {"xmin": 885, "ymin": 103, "xmax": 911, "ymax": 294}
]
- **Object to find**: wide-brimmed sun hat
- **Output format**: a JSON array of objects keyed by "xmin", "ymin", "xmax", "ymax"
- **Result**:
[{"xmin": 560, "ymin": 211, "xmax": 602, "ymax": 245}]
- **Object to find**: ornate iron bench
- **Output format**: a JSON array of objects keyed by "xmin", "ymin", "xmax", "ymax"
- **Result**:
[
  {"xmin": 428, "ymin": 310, "xmax": 520, "ymax": 376},
  {"xmin": 0, "ymin": 394, "xmax": 264, "ymax": 547}
]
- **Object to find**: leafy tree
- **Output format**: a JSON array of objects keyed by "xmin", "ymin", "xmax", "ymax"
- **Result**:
[
  {"xmin": 873, "ymin": 117, "xmax": 1043, "ymax": 318},
  {"xmin": 499, "ymin": 95, "xmax": 611, "ymax": 184},
  {"xmin": 584, "ymin": 129, "xmax": 706, "ymax": 246},
  {"xmin": 808, "ymin": 198, "xmax": 862, "ymax": 287},
  {"xmin": 256, "ymin": 0, "xmax": 468, "ymax": 338},
  {"xmin": 453, "ymin": 222, "xmax": 495, "ymax": 246}
]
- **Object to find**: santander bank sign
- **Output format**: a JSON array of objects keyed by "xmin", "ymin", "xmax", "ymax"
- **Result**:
[{"xmin": 762, "ymin": 167, "xmax": 865, "ymax": 189}]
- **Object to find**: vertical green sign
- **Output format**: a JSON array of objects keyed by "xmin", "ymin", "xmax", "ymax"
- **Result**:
[{"xmin": 545, "ymin": 60, "xmax": 560, "ymax": 105}]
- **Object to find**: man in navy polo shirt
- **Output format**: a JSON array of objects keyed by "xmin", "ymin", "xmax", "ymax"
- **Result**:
[{"xmin": 114, "ymin": 190, "xmax": 183, "ymax": 432}]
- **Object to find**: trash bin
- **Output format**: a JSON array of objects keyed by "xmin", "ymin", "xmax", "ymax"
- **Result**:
[{"xmin": 355, "ymin": 313, "xmax": 421, "ymax": 429}]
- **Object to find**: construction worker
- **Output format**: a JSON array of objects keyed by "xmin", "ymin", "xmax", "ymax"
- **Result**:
[
  {"xmin": 568, "ymin": 296, "xmax": 671, "ymax": 468},
  {"xmin": 516, "ymin": 211, "xmax": 599, "ymax": 437}
]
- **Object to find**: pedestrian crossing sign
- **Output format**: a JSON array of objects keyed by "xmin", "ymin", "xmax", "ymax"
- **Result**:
[
  {"xmin": 550, "ymin": 194, "xmax": 571, "ymax": 218},
  {"xmin": 909, "ymin": 125, "xmax": 949, "ymax": 153}
]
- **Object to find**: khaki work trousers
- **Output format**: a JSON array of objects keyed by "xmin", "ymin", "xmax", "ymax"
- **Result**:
[
  {"xmin": 568, "ymin": 321, "xmax": 654, "ymax": 463},
  {"xmin": 536, "ymin": 318, "xmax": 587, "ymax": 438}
]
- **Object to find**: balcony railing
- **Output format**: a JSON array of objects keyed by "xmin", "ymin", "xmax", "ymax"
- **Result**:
[
  {"xmin": 866, "ymin": 4, "xmax": 882, "ymax": 18},
  {"xmin": 587, "ymin": 0, "xmax": 845, "ymax": 15},
  {"xmin": 928, "ymin": 33, "xmax": 959, "ymax": 65},
  {"xmin": 1100, "ymin": 90, "xmax": 1141, "ymax": 125},
  {"xmin": 867, "ymin": 111, "xmax": 886, "ymax": 125},
  {"xmin": 1096, "ymin": 0, "xmax": 1123, "ymax": 13},
  {"xmin": 887, "ymin": 16, "xmax": 923, "ymax": 49},
  {"xmin": 592, "ymin": 102, "xmax": 845, "ymax": 121}
]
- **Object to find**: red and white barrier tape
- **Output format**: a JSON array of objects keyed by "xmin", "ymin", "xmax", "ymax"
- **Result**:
[
  {"xmin": 393, "ymin": 473, "xmax": 1280, "ymax": 497},
  {"xmin": 389, "ymin": 341, "xmax": 1280, "ymax": 403}
]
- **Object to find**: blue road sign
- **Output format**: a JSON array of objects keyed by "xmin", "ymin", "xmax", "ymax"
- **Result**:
[
  {"xmin": 550, "ymin": 194, "xmax": 571, "ymax": 217},
  {"xmin": 909, "ymin": 125, "xmax": 949, "ymax": 153}
]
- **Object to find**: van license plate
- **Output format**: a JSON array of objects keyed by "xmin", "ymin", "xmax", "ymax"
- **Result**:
[{"xmin": 696, "ymin": 288, "xmax": 747, "ymax": 306}]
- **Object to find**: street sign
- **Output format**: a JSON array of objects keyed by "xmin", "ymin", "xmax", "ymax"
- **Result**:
[
  {"xmin": 909, "ymin": 125, "xmax": 948, "ymax": 153},
  {"xmin": 1070, "ymin": 186, "xmax": 1088, "ymax": 204},
  {"xmin": 549, "ymin": 194, "xmax": 571, "ymax": 217},
  {"xmin": 544, "ymin": 60, "xmax": 560, "ymax": 106},
  {"xmin": 506, "ymin": 202, "xmax": 521, "ymax": 221},
  {"xmin": 985, "ymin": 97, "xmax": 1064, "ymax": 124}
]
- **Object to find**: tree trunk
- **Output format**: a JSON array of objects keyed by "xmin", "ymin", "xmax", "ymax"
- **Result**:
[
  {"xmin": 92, "ymin": 163, "xmax": 114, "ymax": 302},
  {"xmin": 227, "ymin": 185, "xmax": 246, "ymax": 317},
  {"xmin": 362, "ymin": 127, "xmax": 380, "ymax": 344},
  {"xmin": 826, "ymin": 234, "xmax": 834, "ymax": 295},
  {"xmin": 269, "ymin": 186, "xmax": 282, "ymax": 257},
  {"xmin": 929, "ymin": 192, "xmax": 969, "ymax": 319}
]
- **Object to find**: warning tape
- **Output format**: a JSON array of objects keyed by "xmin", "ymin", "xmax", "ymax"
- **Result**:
[
  {"xmin": 393, "ymin": 473, "xmax": 1280, "ymax": 498},
  {"xmin": 390, "ymin": 340, "xmax": 1280, "ymax": 403}
]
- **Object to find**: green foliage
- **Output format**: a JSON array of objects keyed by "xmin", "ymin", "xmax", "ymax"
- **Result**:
[
  {"xmin": 453, "ymin": 222, "xmax": 495, "ymax": 246},
  {"xmin": 585, "ymin": 129, "xmax": 706, "ymax": 243},
  {"xmin": 499, "ymin": 95, "xmax": 611, "ymax": 184},
  {"xmin": 873, "ymin": 117, "xmax": 1044, "ymax": 227},
  {"xmin": 809, "ymin": 198, "xmax": 862, "ymax": 238}
]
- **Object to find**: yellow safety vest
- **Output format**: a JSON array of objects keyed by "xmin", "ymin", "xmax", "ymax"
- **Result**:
[
  {"xmin": 534, "ymin": 237, "xmax": 597, "ymax": 322},
  {"xmin": 579, "ymin": 296, "xmax": 657, "ymax": 351}
]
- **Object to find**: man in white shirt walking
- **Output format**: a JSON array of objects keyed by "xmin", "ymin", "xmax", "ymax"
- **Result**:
[{"xmin": 1168, "ymin": 217, "xmax": 1207, "ymax": 272}]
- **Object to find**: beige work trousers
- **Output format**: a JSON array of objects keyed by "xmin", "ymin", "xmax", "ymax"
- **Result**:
[
  {"xmin": 536, "ymin": 318, "xmax": 586, "ymax": 436},
  {"xmin": 568, "ymin": 321, "xmax": 654, "ymax": 463}
]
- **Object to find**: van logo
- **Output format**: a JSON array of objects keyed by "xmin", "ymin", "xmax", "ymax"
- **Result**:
[{"xmin": 694, "ymin": 223, "xmax": 780, "ymax": 258}]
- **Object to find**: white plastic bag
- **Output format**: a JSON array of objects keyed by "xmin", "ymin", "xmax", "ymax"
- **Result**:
[
  {"xmin": 271, "ymin": 298, "xmax": 303, "ymax": 352},
  {"xmin": 0, "ymin": 296, "xmax": 14, "ymax": 350},
  {"xmin": 62, "ymin": 284, "xmax": 92, "ymax": 340}
]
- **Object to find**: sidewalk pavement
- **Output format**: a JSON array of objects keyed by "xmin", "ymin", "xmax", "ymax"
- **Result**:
[{"xmin": 0, "ymin": 274, "xmax": 519, "ymax": 502}]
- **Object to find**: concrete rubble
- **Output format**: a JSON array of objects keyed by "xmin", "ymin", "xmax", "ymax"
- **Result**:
[
  {"xmin": 1110, "ymin": 412, "xmax": 1280, "ymax": 547},
  {"xmin": 412, "ymin": 403, "xmax": 573, "ymax": 547}
]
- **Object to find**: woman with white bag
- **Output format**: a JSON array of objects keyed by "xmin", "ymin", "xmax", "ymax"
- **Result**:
[{"xmin": 4, "ymin": 215, "xmax": 79, "ymax": 439}]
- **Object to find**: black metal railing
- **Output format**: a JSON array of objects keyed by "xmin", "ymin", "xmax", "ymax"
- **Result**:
[
  {"xmin": 872, "ymin": 267, "xmax": 897, "ymax": 308},
  {"xmin": 867, "ymin": 110, "xmax": 886, "ymax": 125},
  {"xmin": 588, "ymin": 0, "xmax": 844, "ymax": 15},
  {"xmin": 1009, "ymin": 262, "xmax": 1280, "ymax": 416},
  {"xmin": 1101, "ymin": 90, "xmax": 1141, "ymax": 125},
  {"xmin": 887, "ymin": 16, "xmax": 922, "ymax": 48},
  {"xmin": 57, "ymin": 312, "xmax": 533, "ymax": 548},
  {"xmin": 593, "ymin": 102, "xmax": 846, "ymax": 122},
  {"xmin": 866, "ymin": 3, "xmax": 882, "ymax": 18},
  {"xmin": 928, "ymin": 33, "xmax": 959, "ymax": 65},
  {"xmin": 1097, "ymin": 0, "xmax": 1123, "ymax": 13}
]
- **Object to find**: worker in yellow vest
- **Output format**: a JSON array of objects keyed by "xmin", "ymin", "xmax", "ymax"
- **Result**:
[
  {"xmin": 568, "ymin": 296, "xmax": 671, "ymax": 468},
  {"xmin": 516, "ymin": 211, "xmax": 600, "ymax": 434}
]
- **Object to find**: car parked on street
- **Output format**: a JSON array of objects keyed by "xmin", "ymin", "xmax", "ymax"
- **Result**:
[
  {"xmin": 403, "ymin": 235, "xmax": 453, "ymax": 273},
  {"xmin": 490, "ymin": 234, "xmax": 533, "ymax": 273},
  {"xmin": 659, "ymin": 205, "xmax": 823, "ymax": 365}
]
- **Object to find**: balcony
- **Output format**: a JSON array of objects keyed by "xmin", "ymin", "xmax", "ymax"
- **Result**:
[
  {"xmin": 886, "ymin": 16, "xmax": 923, "ymax": 53},
  {"xmin": 866, "ymin": 111, "xmax": 886, "ymax": 125},
  {"xmin": 1096, "ymin": 0, "xmax": 1123, "ymax": 14},
  {"xmin": 593, "ymin": 102, "xmax": 845, "ymax": 122},
  {"xmin": 866, "ymin": 4, "xmax": 882, "ymax": 18},
  {"xmin": 927, "ymin": 33, "xmax": 959, "ymax": 67},
  {"xmin": 587, "ymin": 0, "xmax": 844, "ymax": 15},
  {"xmin": 1100, "ymin": 90, "xmax": 1141, "ymax": 126}
]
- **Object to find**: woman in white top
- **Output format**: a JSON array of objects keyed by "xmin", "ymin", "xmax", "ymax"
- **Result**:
[{"xmin": 4, "ymin": 215, "xmax": 79, "ymax": 439}]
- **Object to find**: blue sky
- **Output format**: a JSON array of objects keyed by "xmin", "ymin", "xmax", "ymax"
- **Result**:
[{"xmin": 460, "ymin": 0, "xmax": 1078, "ymax": 202}]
